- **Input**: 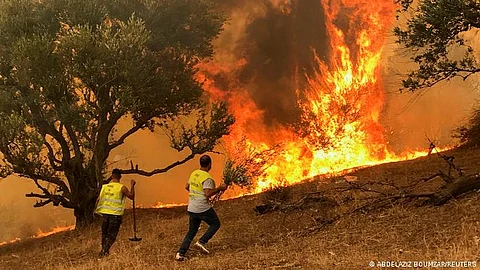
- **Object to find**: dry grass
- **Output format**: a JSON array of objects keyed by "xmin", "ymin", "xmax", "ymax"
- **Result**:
[{"xmin": 2, "ymin": 147, "xmax": 480, "ymax": 269}]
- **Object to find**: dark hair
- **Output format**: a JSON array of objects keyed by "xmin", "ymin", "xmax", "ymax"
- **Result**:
[
  {"xmin": 199, "ymin": 155, "xmax": 212, "ymax": 167},
  {"xmin": 112, "ymin": 168, "xmax": 121, "ymax": 178}
]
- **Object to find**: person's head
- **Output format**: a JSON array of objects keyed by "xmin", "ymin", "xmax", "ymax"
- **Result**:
[
  {"xmin": 199, "ymin": 155, "xmax": 212, "ymax": 171},
  {"xmin": 111, "ymin": 168, "xmax": 122, "ymax": 181}
]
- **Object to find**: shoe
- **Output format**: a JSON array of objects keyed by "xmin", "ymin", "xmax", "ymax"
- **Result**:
[
  {"xmin": 175, "ymin": 252, "xmax": 186, "ymax": 261},
  {"xmin": 194, "ymin": 241, "xmax": 210, "ymax": 254},
  {"xmin": 98, "ymin": 251, "xmax": 106, "ymax": 260}
]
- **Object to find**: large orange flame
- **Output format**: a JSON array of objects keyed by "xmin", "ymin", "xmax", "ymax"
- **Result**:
[{"xmin": 195, "ymin": 0, "xmax": 442, "ymax": 194}]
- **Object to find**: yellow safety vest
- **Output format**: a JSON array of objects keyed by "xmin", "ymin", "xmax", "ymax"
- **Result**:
[
  {"xmin": 95, "ymin": 182, "xmax": 126, "ymax": 216},
  {"xmin": 189, "ymin": 169, "xmax": 213, "ymax": 198}
]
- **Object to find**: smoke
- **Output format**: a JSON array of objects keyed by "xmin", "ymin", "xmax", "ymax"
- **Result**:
[
  {"xmin": 210, "ymin": 0, "xmax": 328, "ymax": 126},
  {"xmin": 382, "ymin": 79, "xmax": 477, "ymax": 152},
  {"xmin": 381, "ymin": 20, "xmax": 480, "ymax": 152},
  {"xmin": 0, "ymin": 176, "xmax": 74, "ymax": 243},
  {"xmin": 209, "ymin": 0, "xmax": 479, "ymax": 152}
]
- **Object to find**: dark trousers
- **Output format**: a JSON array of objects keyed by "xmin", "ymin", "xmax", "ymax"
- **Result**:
[
  {"xmin": 178, "ymin": 208, "xmax": 221, "ymax": 255},
  {"xmin": 100, "ymin": 214, "xmax": 122, "ymax": 255}
]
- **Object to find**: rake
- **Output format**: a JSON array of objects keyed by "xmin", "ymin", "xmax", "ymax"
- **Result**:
[{"xmin": 129, "ymin": 190, "xmax": 142, "ymax": 242}]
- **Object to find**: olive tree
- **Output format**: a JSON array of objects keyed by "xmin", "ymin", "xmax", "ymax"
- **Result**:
[{"xmin": 0, "ymin": 0, "xmax": 234, "ymax": 228}]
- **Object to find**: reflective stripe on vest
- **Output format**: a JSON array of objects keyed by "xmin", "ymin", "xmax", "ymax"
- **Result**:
[
  {"xmin": 188, "ymin": 170, "xmax": 212, "ymax": 197},
  {"xmin": 95, "ymin": 182, "xmax": 126, "ymax": 215}
]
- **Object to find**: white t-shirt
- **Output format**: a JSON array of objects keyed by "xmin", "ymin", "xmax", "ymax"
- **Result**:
[{"xmin": 187, "ymin": 178, "xmax": 215, "ymax": 213}]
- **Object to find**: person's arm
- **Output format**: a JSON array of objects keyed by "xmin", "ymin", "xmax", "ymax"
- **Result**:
[
  {"xmin": 121, "ymin": 180, "xmax": 136, "ymax": 200},
  {"xmin": 204, "ymin": 180, "xmax": 227, "ymax": 198}
]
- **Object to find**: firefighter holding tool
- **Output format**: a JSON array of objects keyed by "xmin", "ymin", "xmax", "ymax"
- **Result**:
[{"xmin": 95, "ymin": 168, "xmax": 136, "ymax": 258}]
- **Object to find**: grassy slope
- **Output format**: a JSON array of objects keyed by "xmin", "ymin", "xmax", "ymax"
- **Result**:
[{"xmin": 1, "ymin": 147, "xmax": 480, "ymax": 270}]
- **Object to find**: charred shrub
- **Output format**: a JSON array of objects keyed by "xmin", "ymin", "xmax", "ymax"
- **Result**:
[
  {"xmin": 254, "ymin": 186, "xmax": 292, "ymax": 214},
  {"xmin": 264, "ymin": 186, "xmax": 292, "ymax": 204}
]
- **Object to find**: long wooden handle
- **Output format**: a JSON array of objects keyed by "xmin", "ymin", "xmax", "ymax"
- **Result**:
[{"xmin": 132, "ymin": 192, "xmax": 137, "ymax": 235}]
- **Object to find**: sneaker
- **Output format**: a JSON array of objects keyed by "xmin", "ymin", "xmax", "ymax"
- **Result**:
[
  {"xmin": 194, "ymin": 241, "xmax": 210, "ymax": 254},
  {"xmin": 98, "ymin": 250, "xmax": 108, "ymax": 259},
  {"xmin": 175, "ymin": 252, "xmax": 186, "ymax": 261}
]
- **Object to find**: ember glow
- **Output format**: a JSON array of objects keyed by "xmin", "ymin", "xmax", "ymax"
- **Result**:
[{"xmin": 197, "ymin": 0, "xmax": 441, "ymax": 194}]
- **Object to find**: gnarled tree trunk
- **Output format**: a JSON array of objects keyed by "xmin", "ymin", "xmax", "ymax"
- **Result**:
[
  {"xmin": 70, "ymin": 170, "xmax": 101, "ymax": 229},
  {"xmin": 74, "ymin": 199, "xmax": 98, "ymax": 229}
]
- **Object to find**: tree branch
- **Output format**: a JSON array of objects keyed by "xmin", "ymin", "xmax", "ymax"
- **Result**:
[
  {"xmin": 44, "ymin": 140, "xmax": 63, "ymax": 171},
  {"xmin": 17, "ymin": 171, "xmax": 71, "ymax": 198},
  {"xmin": 108, "ymin": 122, "xmax": 145, "ymax": 150},
  {"xmin": 32, "ymin": 178, "xmax": 51, "ymax": 196},
  {"xmin": 91, "ymin": 111, "xmax": 124, "ymax": 183},
  {"xmin": 25, "ymin": 193, "xmax": 52, "ymax": 207},
  {"xmin": 25, "ymin": 193, "xmax": 74, "ymax": 208},
  {"xmin": 64, "ymin": 123, "xmax": 82, "ymax": 160},
  {"xmin": 33, "ymin": 199, "xmax": 54, "ymax": 207},
  {"xmin": 120, "ymin": 152, "xmax": 196, "ymax": 176},
  {"xmin": 81, "ymin": 131, "xmax": 92, "ymax": 142},
  {"xmin": 41, "ymin": 120, "xmax": 71, "ymax": 161},
  {"xmin": 24, "ymin": 94, "xmax": 73, "ymax": 161},
  {"xmin": 420, "ymin": 171, "xmax": 453, "ymax": 184},
  {"xmin": 25, "ymin": 179, "xmax": 74, "ymax": 208}
]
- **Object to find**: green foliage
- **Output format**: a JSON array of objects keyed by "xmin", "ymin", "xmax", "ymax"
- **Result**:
[
  {"xmin": 0, "ymin": 0, "xmax": 230, "ymax": 225},
  {"xmin": 222, "ymin": 159, "xmax": 250, "ymax": 187},
  {"xmin": 167, "ymin": 102, "xmax": 235, "ymax": 155},
  {"xmin": 394, "ymin": 0, "xmax": 480, "ymax": 91},
  {"xmin": 395, "ymin": 0, "xmax": 414, "ymax": 11}
]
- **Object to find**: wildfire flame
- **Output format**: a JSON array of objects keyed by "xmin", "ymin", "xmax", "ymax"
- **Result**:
[
  {"xmin": 33, "ymin": 225, "xmax": 75, "ymax": 238},
  {"xmin": 0, "ymin": 237, "xmax": 21, "ymax": 247},
  {"xmin": 1, "ymin": 0, "xmax": 451, "ymax": 245},
  {"xmin": 196, "ymin": 0, "xmax": 445, "ymax": 194},
  {"xmin": 0, "ymin": 225, "xmax": 74, "ymax": 247},
  {"xmin": 152, "ymin": 202, "xmax": 187, "ymax": 208}
]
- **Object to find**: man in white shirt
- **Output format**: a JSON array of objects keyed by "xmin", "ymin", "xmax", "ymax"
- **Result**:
[{"xmin": 175, "ymin": 155, "xmax": 227, "ymax": 261}]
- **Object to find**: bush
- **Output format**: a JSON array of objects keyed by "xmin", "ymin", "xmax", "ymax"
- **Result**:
[{"xmin": 455, "ymin": 107, "xmax": 480, "ymax": 148}]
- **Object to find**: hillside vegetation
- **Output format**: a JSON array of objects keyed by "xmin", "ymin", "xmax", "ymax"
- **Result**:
[{"xmin": 1, "ymin": 147, "xmax": 480, "ymax": 269}]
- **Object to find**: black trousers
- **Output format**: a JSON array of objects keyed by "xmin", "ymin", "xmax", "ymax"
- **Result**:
[
  {"xmin": 101, "ymin": 214, "xmax": 122, "ymax": 255},
  {"xmin": 178, "ymin": 208, "xmax": 221, "ymax": 255}
]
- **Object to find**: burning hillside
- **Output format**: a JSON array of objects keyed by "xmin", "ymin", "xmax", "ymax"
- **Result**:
[
  {"xmin": 0, "ymin": 225, "xmax": 74, "ymax": 247},
  {"xmin": 0, "ymin": 0, "xmax": 475, "ymax": 248},
  {"xmin": 197, "ymin": 0, "xmax": 434, "ymax": 193}
]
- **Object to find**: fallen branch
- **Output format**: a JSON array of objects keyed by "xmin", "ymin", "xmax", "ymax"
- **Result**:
[
  {"xmin": 254, "ymin": 191, "xmax": 338, "ymax": 215},
  {"xmin": 428, "ymin": 173, "xmax": 480, "ymax": 205}
]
